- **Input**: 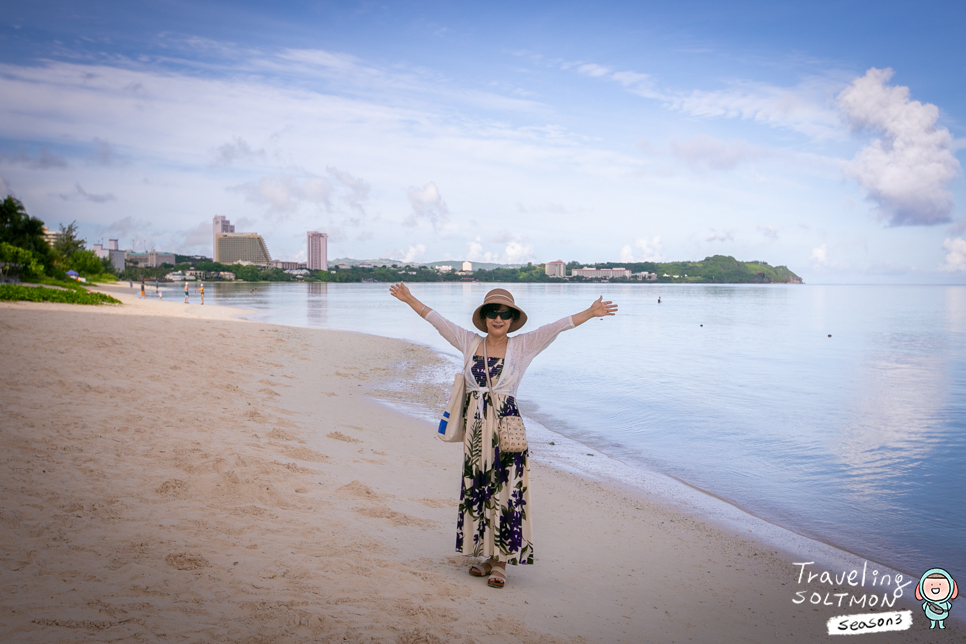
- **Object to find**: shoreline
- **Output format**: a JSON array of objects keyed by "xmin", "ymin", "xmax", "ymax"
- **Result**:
[
  {"xmin": 2, "ymin": 295, "xmax": 958, "ymax": 641},
  {"xmin": 94, "ymin": 280, "xmax": 943, "ymax": 588},
  {"xmin": 106, "ymin": 279, "xmax": 913, "ymax": 580}
]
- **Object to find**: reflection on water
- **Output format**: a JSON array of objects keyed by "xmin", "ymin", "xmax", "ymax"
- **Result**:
[{"xmin": 203, "ymin": 282, "xmax": 966, "ymax": 575}]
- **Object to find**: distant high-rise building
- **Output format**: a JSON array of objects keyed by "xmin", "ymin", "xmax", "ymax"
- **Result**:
[
  {"xmin": 307, "ymin": 231, "xmax": 328, "ymax": 271},
  {"xmin": 41, "ymin": 226, "xmax": 60, "ymax": 248},
  {"xmin": 214, "ymin": 233, "xmax": 272, "ymax": 266},
  {"xmin": 545, "ymin": 260, "xmax": 566, "ymax": 277},
  {"xmin": 461, "ymin": 261, "xmax": 473, "ymax": 272},
  {"xmin": 92, "ymin": 240, "xmax": 127, "ymax": 271},
  {"xmin": 212, "ymin": 216, "xmax": 235, "ymax": 262},
  {"xmin": 127, "ymin": 251, "xmax": 177, "ymax": 268}
]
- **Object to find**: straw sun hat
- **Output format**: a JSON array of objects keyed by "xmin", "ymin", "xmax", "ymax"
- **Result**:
[{"xmin": 472, "ymin": 288, "xmax": 528, "ymax": 333}]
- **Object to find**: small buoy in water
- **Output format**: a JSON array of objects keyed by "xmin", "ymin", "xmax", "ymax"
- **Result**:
[
  {"xmin": 828, "ymin": 334, "xmax": 832, "ymax": 337},
  {"xmin": 700, "ymin": 324, "xmax": 703, "ymax": 327}
]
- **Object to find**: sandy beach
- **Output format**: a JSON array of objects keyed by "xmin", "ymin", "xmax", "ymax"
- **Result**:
[{"xmin": 1, "ymin": 287, "xmax": 959, "ymax": 643}]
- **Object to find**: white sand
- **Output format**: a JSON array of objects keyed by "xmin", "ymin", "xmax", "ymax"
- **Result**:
[{"xmin": 0, "ymin": 291, "xmax": 953, "ymax": 643}]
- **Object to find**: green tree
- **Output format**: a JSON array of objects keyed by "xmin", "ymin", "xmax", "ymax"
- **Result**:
[
  {"xmin": 67, "ymin": 249, "xmax": 105, "ymax": 276},
  {"xmin": 0, "ymin": 241, "xmax": 44, "ymax": 279},
  {"xmin": 0, "ymin": 196, "xmax": 53, "ymax": 272},
  {"xmin": 99, "ymin": 255, "xmax": 116, "ymax": 275},
  {"xmin": 54, "ymin": 221, "xmax": 86, "ymax": 259}
]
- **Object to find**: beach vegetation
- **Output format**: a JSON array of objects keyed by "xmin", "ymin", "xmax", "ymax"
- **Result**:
[
  {"xmin": 1, "ymin": 241, "xmax": 45, "ymax": 279},
  {"xmin": 53, "ymin": 221, "xmax": 86, "ymax": 259},
  {"xmin": 0, "ymin": 284, "xmax": 121, "ymax": 305},
  {"xmin": 0, "ymin": 196, "xmax": 55, "ymax": 274},
  {"xmin": 0, "ymin": 196, "xmax": 118, "ymax": 296}
]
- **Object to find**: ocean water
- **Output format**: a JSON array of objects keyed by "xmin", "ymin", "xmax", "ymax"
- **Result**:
[{"xmin": 198, "ymin": 281, "xmax": 965, "ymax": 577}]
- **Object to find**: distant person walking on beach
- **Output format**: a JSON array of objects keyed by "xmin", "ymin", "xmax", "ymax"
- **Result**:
[
  {"xmin": 390, "ymin": 283, "xmax": 617, "ymax": 589},
  {"xmin": 198, "ymin": 282, "xmax": 204, "ymax": 305},
  {"xmin": 184, "ymin": 281, "xmax": 189, "ymax": 304},
  {"xmin": 140, "ymin": 281, "xmax": 145, "ymax": 299}
]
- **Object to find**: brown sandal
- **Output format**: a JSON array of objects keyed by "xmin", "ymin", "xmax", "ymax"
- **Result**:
[
  {"xmin": 469, "ymin": 561, "xmax": 493, "ymax": 577},
  {"xmin": 487, "ymin": 567, "xmax": 506, "ymax": 589}
]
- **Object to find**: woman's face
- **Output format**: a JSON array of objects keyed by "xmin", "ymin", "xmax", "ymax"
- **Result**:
[{"xmin": 485, "ymin": 305, "xmax": 513, "ymax": 338}]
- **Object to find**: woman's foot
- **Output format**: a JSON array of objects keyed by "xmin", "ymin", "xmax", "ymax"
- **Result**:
[
  {"xmin": 469, "ymin": 557, "xmax": 498, "ymax": 577},
  {"xmin": 487, "ymin": 562, "xmax": 507, "ymax": 589}
]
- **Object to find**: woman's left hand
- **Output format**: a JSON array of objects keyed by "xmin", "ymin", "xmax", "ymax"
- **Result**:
[{"xmin": 589, "ymin": 296, "xmax": 618, "ymax": 318}]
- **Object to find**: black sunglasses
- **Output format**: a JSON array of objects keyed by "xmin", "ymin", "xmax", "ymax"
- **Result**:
[{"xmin": 485, "ymin": 310, "xmax": 515, "ymax": 320}]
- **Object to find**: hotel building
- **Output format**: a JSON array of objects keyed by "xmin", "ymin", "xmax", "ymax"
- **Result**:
[
  {"xmin": 212, "ymin": 216, "xmax": 235, "ymax": 263},
  {"xmin": 571, "ymin": 267, "xmax": 632, "ymax": 279},
  {"xmin": 544, "ymin": 260, "xmax": 566, "ymax": 277},
  {"xmin": 126, "ymin": 250, "xmax": 177, "ymax": 268},
  {"xmin": 212, "ymin": 216, "xmax": 272, "ymax": 266},
  {"xmin": 214, "ymin": 233, "xmax": 272, "ymax": 266},
  {"xmin": 307, "ymin": 231, "xmax": 328, "ymax": 271}
]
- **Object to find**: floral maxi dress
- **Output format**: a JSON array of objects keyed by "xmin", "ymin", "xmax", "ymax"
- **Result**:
[{"xmin": 456, "ymin": 355, "xmax": 533, "ymax": 565}]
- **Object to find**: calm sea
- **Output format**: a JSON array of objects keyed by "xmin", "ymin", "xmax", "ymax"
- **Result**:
[{"xmin": 196, "ymin": 281, "xmax": 965, "ymax": 577}]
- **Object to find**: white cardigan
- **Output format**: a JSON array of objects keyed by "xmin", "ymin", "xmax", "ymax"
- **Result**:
[{"xmin": 425, "ymin": 309, "xmax": 575, "ymax": 405}]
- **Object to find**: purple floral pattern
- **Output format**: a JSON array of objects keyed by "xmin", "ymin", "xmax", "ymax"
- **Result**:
[{"xmin": 455, "ymin": 356, "xmax": 533, "ymax": 565}]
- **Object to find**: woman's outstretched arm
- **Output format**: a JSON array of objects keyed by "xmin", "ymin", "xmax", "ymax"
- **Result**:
[
  {"xmin": 390, "ymin": 282, "xmax": 478, "ymax": 353},
  {"xmin": 572, "ymin": 296, "xmax": 618, "ymax": 327},
  {"xmin": 389, "ymin": 282, "xmax": 431, "ymax": 318}
]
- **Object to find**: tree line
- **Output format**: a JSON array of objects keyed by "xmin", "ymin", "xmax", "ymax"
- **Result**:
[{"xmin": 1, "ymin": 196, "xmax": 114, "ymax": 282}]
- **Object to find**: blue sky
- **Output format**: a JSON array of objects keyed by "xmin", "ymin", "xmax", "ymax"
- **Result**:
[{"xmin": 1, "ymin": 0, "xmax": 965, "ymax": 282}]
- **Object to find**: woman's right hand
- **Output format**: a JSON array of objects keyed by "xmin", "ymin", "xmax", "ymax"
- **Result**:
[{"xmin": 389, "ymin": 282, "xmax": 412, "ymax": 302}]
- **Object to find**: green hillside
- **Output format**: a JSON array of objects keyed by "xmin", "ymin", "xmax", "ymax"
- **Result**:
[{"xmin": 590, "ymin": 256, "xmax": 802, "ymax": 283}]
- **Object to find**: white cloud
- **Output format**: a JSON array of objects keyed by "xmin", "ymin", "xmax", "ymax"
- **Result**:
[
  {"xmin": 213, "ymin": 137, "xmax": 266, "ymax": 166},
  {"xmin": 402, "ymin": 244, "xmax": 426, "ymax": 263},
  {"xmin": 706, "ymin": 228, "xmax": 736, "ymax": 243},
  {"xmin": 669, "ymin": 135, "xmax": 767, "ymax": 172},
  {"xmin": 662, "ymin": 77, "xmax": 843, "ymax": 139},
  {"xmin": 466, "ymin": 238, "xmax": 499, "ymax": 263},
  {"xmin": 576, "ymin": 63, "xmax": 612, "ymax": 78},
  {"xmin": 466, "ymin": 236, "xmax": 533, "ymax": 264},
  {"xmin": 567, "ymin": 61, "xmax": 845, "ymax": 139},
  {"xmin": 90, "ymin": 138, "xmax": 120, "ymax": 166},
  {"xmin": 181, "ymin": 221, "xmax": 212, "ymax": 249},
  {"xmin": 619, "ymin": 236, "xmax": 665, "ymax": 262},
  {"xmin": 811, "ymin": 243, "xmax": 828, "ymax": 265},
  {"xmin": 328, "ymin": 166, "xmax": 370, "ymax": 213},
  {"xmin": 405, "ymin": 181, "xmax": 449, "ymax": 229},
  {"xmin": 504, "ymin": 240, "xmax": 534, "ymax": 264},
  {"xmin": 1, "ymin": 147, "xmax": 68, "ymax": 169},
  {"xmin": 940, "ymin": 237, "xmax": 966, "ymax": 272},
  {"xmin": 57, "ymin": 183, "xmax": 116, "ymax": 203},
  {"xmin": 758, "ymin": 224, "xmax": 779, "ymax": 240},
  {"xmin": 231, "ymin": 174, "xmax": 333, "ymax": 213},
  {"xmin": 838, "ymin": 67, "xmax": 961, "ymax": 226}
]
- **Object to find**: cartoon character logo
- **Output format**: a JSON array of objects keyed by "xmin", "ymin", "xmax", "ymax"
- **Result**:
[{"xmin": 916, "ymin": 568, "xmax": 958, "ymax": 629}]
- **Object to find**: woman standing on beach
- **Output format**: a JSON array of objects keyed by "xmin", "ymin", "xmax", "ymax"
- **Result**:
[{"xmin": 390, "ymin": 284, "xmax": 617, "ymax": 588}]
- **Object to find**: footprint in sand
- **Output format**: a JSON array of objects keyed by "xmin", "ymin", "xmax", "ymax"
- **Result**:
[
  {"xmin": 280, "ymin": 445, "xmax": 329, "ymax": 462},
  {"xmin": 336, "ymin": 480, "xmax": 380, "ymax": 500},
  {"xmin": 327, "ymin": 431, "xmax": 361, "ymax": 443},
  {"xmin": 355, "ymin": 505, "xmax": 435, "ymax": 528},
  {"xmin": 156, "ymin": 479, "xmax": 188, "ymax": 498},
  {"xmin": 267, "ymin": 428, "xmax": 298, "ymax": 441},
  {"xmin": 165, "ymin": 552, "xmax": 210, "ymax": 570}
]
